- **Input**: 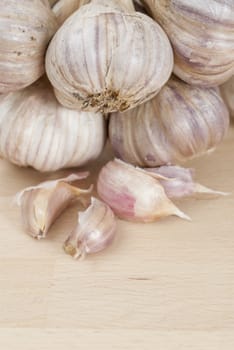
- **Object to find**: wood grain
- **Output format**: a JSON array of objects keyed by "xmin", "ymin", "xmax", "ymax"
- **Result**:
[{"xmin": 0, "ymin": 127, "xmax": 233, "ymax": 349}]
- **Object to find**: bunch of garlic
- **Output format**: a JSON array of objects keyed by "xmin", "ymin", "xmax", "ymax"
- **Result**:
[
  {"xmin": 143, "ymin": 0, "xmax": 234, "ymax": 87},
  {"xmin": 0, "ymin": 78, "xmax": 106, "ymax": 172},
  {"xmin": 0, "ymin": 0, "xmax": 58, "ymax": 93},
  {"xmin": 45, "ymin": 0, "xmax": 173, "ymax": 113},
  {"xmin": 109, "ymin": 76, "xmax": 229, "ymax": 167},
  {"xmin": 0, "ymin": 0, "xmax": 232, "ymax": 261}
]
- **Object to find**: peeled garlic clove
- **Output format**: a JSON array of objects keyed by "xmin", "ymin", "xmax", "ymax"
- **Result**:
[
  {"xmin": 64, "ymin": 197, "xmax": 117, "ymax": 260},
  {"xmin": 46, "ymin": 0, "xmax": 173, "ymax": 113},
  {"xmin": 0, "ymin": 77, "xmax": 106, "ymax": 172},
  {"xmin": 97, "ymin": 159, "xmax": 190, "ymax": 223},
  {"xmin": 143, "ymin": 0, "xmax": 234, "ymax": 87},
  {"xmin": 220, "ymin": 76, "xmax": 234, "ymax": 119},
  {"xmin": 15, "ymin": 173, "xmax": 92, "ymax": 239},
  {"xmin": 109, "ymin": 76, "xmax": 230, "ymax": 167},
  {"xmin": 0, "ymin": 0, "xmax": 58, "ymax": 93},
  {"xmin": 146, "ymin": 166, "xmax": 228, "ymax": 199},
  {"xmin": 52, "ymin": 0, "xmax": 90, "ymax": 25}
]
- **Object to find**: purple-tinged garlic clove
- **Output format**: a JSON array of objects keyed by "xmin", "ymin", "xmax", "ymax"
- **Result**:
[
  {"xmin": 97, "ymin": 159, "xmax": 190, "ymax": 223},
  {"xmin": 15, "ymin": 173, "xmax": 92, "ymax": 239},
  {"xmin": 146, "ymin": 165, "xmax": 228, "ymax": 199},
  {"xmin": 64, "ymin": 197, "xmax": 117, "ymax": 260}
]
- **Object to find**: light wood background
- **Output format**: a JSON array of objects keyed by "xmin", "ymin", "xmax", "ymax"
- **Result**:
[{"xmin": 0, "ymin": 127, "xmax": 233, "ymax": 350}]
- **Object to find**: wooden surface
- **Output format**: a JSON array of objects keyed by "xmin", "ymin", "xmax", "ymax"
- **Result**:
[{"xmin": 0, "ymin": 127, "xmax": 234, "ymax": 350}]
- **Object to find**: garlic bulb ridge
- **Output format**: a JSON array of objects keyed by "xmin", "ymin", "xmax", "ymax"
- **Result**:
[
  {"xmin": 143, "ymin": 0, "xmax": 234, "ymax": 86},
  {"xmin": 220, "ymin": 76, "xmax": 234, "ymax": 119},
  {"xmin": 0, "ymin": 0, "xmax": 58, "ymax": 93},
  {"xmin": 46, "ymin": 0, "xmax": 173, "ymax": 113},
  {"xmin": 109, "ymin": 76, "xmax": 230, "ymax": 167},
  {"xmin": 0, "ymin": 78, "xmax": 106, "ymax": 172}
]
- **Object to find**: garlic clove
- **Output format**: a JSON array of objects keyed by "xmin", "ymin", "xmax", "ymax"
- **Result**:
[
  {"xmin": 15, "ymin": 172, "xmax": 92, "ymax": 239},
  {"xmin": 0, "ymin": 77, "xmax": 106, "ymax": 172},
  {"xmin": 97, "ymin": 159, "xmax": 190, "ymax": 223},
  {"xmin": 0, "ymin": 0, "xmax": 58, "ymax": 93},
  {"xmin": 146, "ymin": 165, "xmax": 228, "ymax": 199},
  {"xmin": 109, "ymin": 76, "xmax": 230, "ymax": 167},
  {"xmin": 63, "ymin": 197, "xmax": 117, "ymax": 260},
  {"xmin": 46, "ymin": 0, "xmax": 173, "ymax": 113}
]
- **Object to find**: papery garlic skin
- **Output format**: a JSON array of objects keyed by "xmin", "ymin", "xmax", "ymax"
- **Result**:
[
  {"xmin": 64, "ymin": 197, "xmax": 117, "ymax": 259},
  {"xmin": 143, "ymin": 0, "xmax": 234, "ymax": 87},
  {"xmin": 46, "ymin": 0, "xmax": 173, "ymax": 113},
  {"xmin": 48, "ymin": 0, "xmax": 59, "ymax": 6},
  {"xmin": 97, "ymin": 159, "xmax": 190, "ymax": 222},
  {"xmin": 109, "ymin": 76, "xmax": 229, "ymax": 167},
  {"xmin": 146, "ymin": 166, "xmax": 227, "ymax": 199},
  {"xmin": 16, "ymin": 173, "xmax": 92, "ymax": 239},
  {"xmin": 0, "ymin": 78, "xmax": 106, "ymax": 172},
  {"xmin": 0, "ymin": 0, "xmax": 58, "ymax": 93},
  {"xmin": 220, "ymin": 76, "xmax": 234, "ymax": 119},
  {"xmin": 53, "ymin": 0, "xmax": 90, "ymax": 25}
]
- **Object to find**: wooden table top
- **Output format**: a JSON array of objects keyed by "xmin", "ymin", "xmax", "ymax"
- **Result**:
[{"xmin": 0, "ymin": 127, "xmax": 234, "ymax": 350}]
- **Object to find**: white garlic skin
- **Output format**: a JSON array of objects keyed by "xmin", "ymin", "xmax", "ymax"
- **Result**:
[
  {"xmin": 16, "ymin": 173, "xmax": 91, "ymax": 239},
  {"xmin": 109, "ymin": 76, "xmax": 230, "ymax": 167},
  {"xmin": 52, "ymin": 0, "xmax": 90, "ymax": 25},
  {"xmin": 220, "ymin": 76, "xmax": 234, "ymax": 119},
  {"xmin": 46, "ymin": 0, "xmax": 173, "ymax": 113},
  {"xmin": 0, "ymin": 0, "xmax": 58, "ymax": 93},
  {"xmin": 0, "ymin": 78, "xmax": 106, "ymax": 172},
  {"xmin": 97, "ymin": 159, "xmax": 190, "ymax": 222},
  {"xmin": 64, "ymin": 197, "xmax": 117, "ymax": 259},
  {"xmin": 48, "ymin": 0, "xmax": 59, "ymax": 6},
  {"xmin": 143, "ymin": 0, "xmax": 234, "ymax": 87}
]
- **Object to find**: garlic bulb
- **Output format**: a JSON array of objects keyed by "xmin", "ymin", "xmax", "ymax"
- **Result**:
[
  {"xmin": 109, "ymin": 76, "xmax": 229, "ymax": 167},
  {"xmin": 0, "ymin": 78, "xmax": 106, "ymax": 172},
  {"xmin": 97, "ymin": 159, "xmax": 190, "ymax": 222},
  {"xmin": 46, "ymin": 0, "xmax": 173, "ymax": 113},
  {"xmin": 53, "ymin": 0, "xmax": 90, "ymax": 25},
  {"xmin": 146, "ymin": 166, "xmax": 227, "ymax": 199},
  {"xmin": 220, "ymin": 76, "xmax": 234, "ymax": 119},
  {"xmin": 143, "ymin": 0, "xmax": 234, "ymax": 87},
  {"xmin": 15, "ymin": 173, "xmax": 92, "ymax": 239},
  {"xmin": 0, "ymin": 0, "xmax": 58, "ymax": 93},
  {"xmin": 64, "ymin": 197, "xmax": 117, "ymax": 259}
]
